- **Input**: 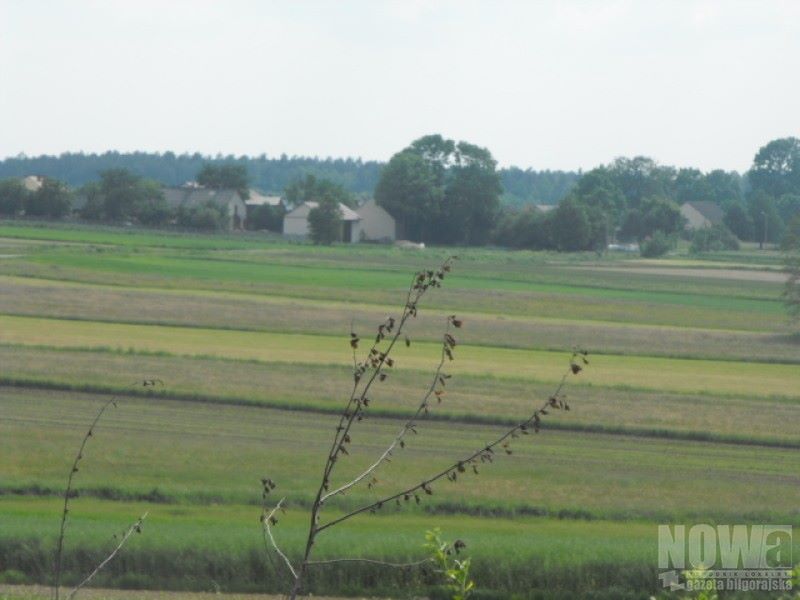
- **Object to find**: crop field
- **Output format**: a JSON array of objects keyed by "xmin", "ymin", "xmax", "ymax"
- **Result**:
[{"xmin": 0, "ymin": 221, "xmax": 798, "ymax": 599}]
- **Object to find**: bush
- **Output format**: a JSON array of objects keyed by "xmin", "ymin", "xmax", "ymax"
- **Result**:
[
  {"xmin": 640, "ymin": 230, "xmax": 675, "ymax": 257},
  {"xmin": 0, "ymin": 569, "xmax": 30, "ymax": 584},
  {"xmin": 25, "ymin": 178, "xmax": 73, "ymax": 218},
  {"xmin": 176, "ymin": 202, "xmax": 229, "ymax": 231},
  {"xmin": 690, "ymin": 224, "xmax": 740, "ymax": 254},
  {"xmin": 308, "ymin": 199, "xmax": 343, "ymax": 244}
]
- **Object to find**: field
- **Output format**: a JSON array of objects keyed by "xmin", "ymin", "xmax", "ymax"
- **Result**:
[{"xmin": 0, "ymin": 221, "xmax": 798, "ymax": 599}]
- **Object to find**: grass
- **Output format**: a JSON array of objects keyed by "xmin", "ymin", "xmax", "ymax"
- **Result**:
[
  {"xmin": 2, "ymin": 348, "xmax": 800, "ymax": 445},
  {"xmin": 2, "ymin": 315, "xmax": 799, "ymax": 399},
  {"xmin": 2, "ymin": 275, "xmax": 799, "ymax": 362},
  {"xmin": 1, "ymin": 221, "xmax": 797, "ymax": 598},
  {"xmin": 3, "ymin": 390, "xmax": 799, "ymax": 523},
  {"xmin": 0, "ymin": 497, "xmax": 668, "ymax": 598}
]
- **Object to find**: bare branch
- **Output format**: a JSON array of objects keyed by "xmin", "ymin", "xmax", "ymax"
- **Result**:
[
  {"xmin": 322, "ymin": 320, "xmax": 452, "ymax": 503},
  {"xmin": 261, "ymin": 498, "xmax": 297, "ymax": 580},
  {"xmin": 66, "ymin": 513, "xmax": 147, "ymax": 600},
  {"xmin": 52, "ymin": 395, "xmax": 118, "ymax": 600},
  {"xmin": 316, "ymin": 356, "xmax": 583, "ymax": 534}
]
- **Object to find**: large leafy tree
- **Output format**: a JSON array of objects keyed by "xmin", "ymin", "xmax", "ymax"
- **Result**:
[
  {"xmin": 376, "ymin": 135, "xmax": 501, "ymax": 245},
  {"xmin": 25, "ymin": 178, "xmax": 72, "ymax": 218},
  {"xmin": 0, "ymin": 178, "xmax": 29, "ymax": 215},
  {"xmin": 374, "ymin": 150, "xmax": 440, "ymax": 242},
  {"xmin": 86, "ymin": 169, "xmax": 169, "ymax": 224},
  {"xmin": 724, "ymin": 202, "xmax": 754, "ymax": 240},
  {"xmin": 673, "ymin": 168, "xmax": 713, "ymax": 204},
  {"xmin": 749, "ymin": 137, "xmax": 800, "ymax": 198},
  {"xmin": 619, "ymin": 197, "xmax": 684, "ymax": 242},
  {"xmin": 606, "ymin": 156, "xmax": 673, "ymax": 208},
  {"xmin": 196, "ymin": 164, "xmax": 250, "ymax": 198},
  {"xmin": 549, "ymin": 198, "xmax": 591, "ymax": 251}
]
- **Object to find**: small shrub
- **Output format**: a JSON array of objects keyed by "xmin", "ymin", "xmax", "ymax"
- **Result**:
[
  {"xmin": 690, "ymin": 224, "xmax": 740, "ymax": 254},
  {"xmin": 640, "ymin": 231, "xmax": 675, "ymax": 258},
  {"xmin": 0, "ymin": 568, "xmax": 30, "ymax": 584}
]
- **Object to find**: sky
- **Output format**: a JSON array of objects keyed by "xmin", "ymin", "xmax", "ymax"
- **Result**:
[{"xmin": 1, "ymin": 0, "xmax": 798, "ymax": 172}]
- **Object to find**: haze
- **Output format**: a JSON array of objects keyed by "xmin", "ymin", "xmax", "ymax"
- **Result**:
[{"xmin": 1, "ymin": 0, "xmax": 798, "ymax": 172}]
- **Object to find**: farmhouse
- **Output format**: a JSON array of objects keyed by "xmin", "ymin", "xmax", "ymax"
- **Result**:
[
  {"xmin": 680, "ymin": 201, "xmax": 725, "ymax": 230},
  {"xmin": 283, "ymin": 201, "xmax": 361, "ymax": 241},
  {"xmin": 353, "ymin": 198, "xmax": 397, "ymax": 242},
  {"xmin": 283, "ymin": 199, "xmax": 398, "ymax": 243},
  {"xmin": 163, "ymin": 185, "xmax": 248, "ymax": 230}
]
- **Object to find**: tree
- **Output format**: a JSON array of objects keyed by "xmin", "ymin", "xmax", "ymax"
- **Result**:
[
  {"xmin": 723, "ymin": 202, "xmax": 754, "ymax": 241},
  {"xmin": 570, "ymin": 168, "xmax": 626, "ymax": 224},
  {"xmin": 777, "ymin": 194, "xmax": 800, "ymax": 224},
  {"xmin": 674, "ymin": 168, "xmax": 713, "ymax": 204},
  {"xmin": 749, "ymin": 137, "xmax": 800, "ymax": 198},
  {"xmin": 258, "ymin": 259, "xmax": 588, "ymax": 599},
  {"xmin": 437, "ymin": 142, "xmax": 501, "ymax": 245},
  {"xmin": 704, "ymin": 170, "xmax": 744, "ymax": 207},
  {"xmin": 307, "ymin": 198, "xmax": 342, "ymax": 245},
  {"xmin": 91, "ymin": 169, "xmax": 170, "ymax": 225},
  {"xmin": 619, "ymin": 197, "xmax": 684, "ymax": 242},
  {"xmin": 550, "ymin": 198, "xmax": 591, "ymax": 251},
  {"xmin": 196, "ymin": 164, "xmax": 250, "ymax": 198},
  {"xmin": 0, "ymin": 178, "xmax": 29, "ymax": 215},
  {"xmin": 607, "ymin": 156, "xmax": 673, "ymax": 208},
  {"xmin": 25, "ymin": 178, "xmax": 72, "ymax": 218},
  {"xmin": 747, "ymin": 190, "xmax": 784, "ymax": 246},
  {"xmin": 284, "ymin": 174, "xmax": 354, "ymax": 208},
  {"xmin": 375, "ymin": 151, "xmax": 440, "ymax": 242},
  {"xmin": 376, "ymin": 135, "xmax": 502, "ymax": 245}
]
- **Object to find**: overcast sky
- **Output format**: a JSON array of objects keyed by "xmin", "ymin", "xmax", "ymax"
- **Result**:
[{"xmin": 1, "ymin": 1, "xmax": 798, "ymax": 172}]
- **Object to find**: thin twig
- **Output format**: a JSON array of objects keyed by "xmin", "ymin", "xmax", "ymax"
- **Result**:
[
  {"xmin": 262, "ymin": 498, "xmax": 297, "ymax": 580},
  {"xmin": 322, "ymin": 321, "xmax": 452, "ymax": 503},
  {"xmin": 317, "ymin": 361, "xmax": 580, "ymax": 534},
  {"xmin": 66, "ymin": 513, "xmax": 147, "ymax": 600},
  {"xmin": 52, "ymin": 396, "xmax": 118, "ymax": 600}
]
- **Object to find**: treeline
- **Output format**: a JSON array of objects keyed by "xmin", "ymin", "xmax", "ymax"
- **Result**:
[
  {"xmin": 0, "ymin": 166, "xmax": 258, "ymax": 232},
  {"xmin": 492, "ymin": 141, "xmax": 800, "ymax": 254},
  {"xmin": 0, "ymin": 151, "xmax": 575, "ymax": 206}
]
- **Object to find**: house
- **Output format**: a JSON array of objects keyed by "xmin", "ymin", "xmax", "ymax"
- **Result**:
[
  {"xmin": 21, "ymin": 175, "xmax": 44, "ymax": 192},
  {"xmin": 283, "ymin": 201, "xmax": 361, "ymax": 241},
  {"xmin": 680, "ymin": 201, "xmax": 725, "ymax": 230},
  {"xmin": 163, "ymin": 186, "xmax": 248, "ymax": 230},
  {"xmin": 353, "ymin": 198, "xmax": 397, "ymax": 242}
]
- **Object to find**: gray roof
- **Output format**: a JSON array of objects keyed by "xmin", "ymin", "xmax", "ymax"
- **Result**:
[
  {"xmin": 285, "ymin": 201, "xmax": 360, "ymax": 221},
  {"xmin": 245, "ymin": 191, "xmax": 283, "ymax": 207},
  {"xmin": 683, "ymin": 201, "xmax": 724, "ymax": 225},
  {"xmin": 163, "ymin": 188, "xmax": 243, "ymax": 209}
]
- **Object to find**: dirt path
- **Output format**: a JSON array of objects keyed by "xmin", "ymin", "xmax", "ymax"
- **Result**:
[
  {"xmin": 0, "ymin": 584, "xmax": 389, "ymax": 600},
  {"xmin": 568, "ymin": 265, "xmax": 788, "ymax": 283}
]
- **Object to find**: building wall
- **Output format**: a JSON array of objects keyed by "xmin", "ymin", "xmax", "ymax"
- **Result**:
[{"xmin": 353, "ymin": 199, "xmax": 396, "ymax": 242}]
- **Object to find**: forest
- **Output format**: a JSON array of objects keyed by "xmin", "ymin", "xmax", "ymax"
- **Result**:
[{"xmin": 0, "ymin": 151, "xmax": 576, "ymax": 207}]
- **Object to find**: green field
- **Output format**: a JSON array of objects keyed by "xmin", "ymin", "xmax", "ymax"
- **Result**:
[{"xmin": 0, "ymin": 221, "xmax": 798, "ymax": 599}]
